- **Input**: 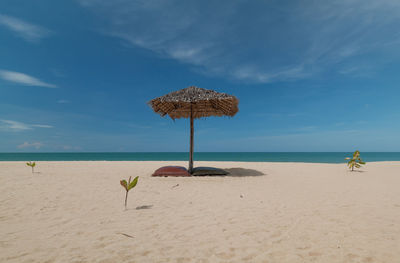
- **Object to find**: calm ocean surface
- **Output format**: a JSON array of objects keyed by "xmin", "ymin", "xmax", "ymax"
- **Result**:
[{"xmin": 1, "ymin": 152, "xmax": 400, "ymax": 163}]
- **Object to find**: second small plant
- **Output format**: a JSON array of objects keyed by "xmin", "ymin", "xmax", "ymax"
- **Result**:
[
  {"xmin": 26, "ymin": 161, "xmax": 36, "ymax": 173},
  {"xmin": 120, "ymin": 176, "xmax": 139, "ymax": 209},
  {"xmin": 345, "ymin": 150, "xmax": 366, "ymax": 171}
]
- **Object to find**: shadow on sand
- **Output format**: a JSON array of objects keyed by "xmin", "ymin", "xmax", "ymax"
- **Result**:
[
  {"xmin": 224, "ymin": 168, "xmax": 265, "ymax": 177},
  {"xmin": 136, "ymin": 205, "xmax": 153, "ymax": 210},
  {"xmin": 191, "ymin": 168, "xmax": 265, "ymax": 177}
]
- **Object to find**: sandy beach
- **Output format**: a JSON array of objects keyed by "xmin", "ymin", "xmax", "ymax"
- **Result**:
[{"xmin": 1, "ymin": 161, "xmax": 400, "ymax": 263}]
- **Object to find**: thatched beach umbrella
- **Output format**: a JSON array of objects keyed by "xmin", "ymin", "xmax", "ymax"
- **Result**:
[{"xmin": 148, "ymin": 86, "xmax": 239, "ymax": 173}]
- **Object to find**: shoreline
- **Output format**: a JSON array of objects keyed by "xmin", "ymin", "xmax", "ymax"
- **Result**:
[
  {"xmin": 1, "ymin": 160, "xmax": 400, "ymax": 164},
  {"xmin": 2, "ymin": 152, "xmax": 400, "ymax": 164}
]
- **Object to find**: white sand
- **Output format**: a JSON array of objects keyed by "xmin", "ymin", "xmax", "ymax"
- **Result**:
[{"xmin": 1, "ymin": 161, "xmax": 400, "ymax": 263}]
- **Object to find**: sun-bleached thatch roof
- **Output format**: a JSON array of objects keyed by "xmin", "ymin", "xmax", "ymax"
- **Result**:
[{"xmin": 148, "ymin": 86, "xmax": 239, "ymax": 119}]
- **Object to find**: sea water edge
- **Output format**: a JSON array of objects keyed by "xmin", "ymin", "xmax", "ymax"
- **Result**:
[{"xmin": 1, "ymin": 152, "xmax": 400, "ymax": 163}]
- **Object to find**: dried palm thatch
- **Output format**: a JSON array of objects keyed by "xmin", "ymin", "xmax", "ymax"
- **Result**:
[
  {"xmin": 148, "ymin": 86, "xmax": 239, "ymax": 119},
  {"xmin": 148, "ymin": 86, "xmax": 239, "ymax": 173}
]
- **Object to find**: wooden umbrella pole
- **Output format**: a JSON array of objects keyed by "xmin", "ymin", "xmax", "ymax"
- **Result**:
[{"xmin": 189, "ymin": 103, "xmax": 194, "ymax": 173}]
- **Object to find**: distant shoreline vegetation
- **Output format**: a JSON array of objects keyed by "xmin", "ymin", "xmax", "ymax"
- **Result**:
[{"xmin": 1, "ymin": 152, "xmax": 400, "ymax": 163}]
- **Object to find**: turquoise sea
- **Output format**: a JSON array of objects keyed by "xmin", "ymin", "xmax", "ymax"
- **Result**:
[{"xmin": 1, "ymin": 152, "xmax": 400, "ymax": 163}]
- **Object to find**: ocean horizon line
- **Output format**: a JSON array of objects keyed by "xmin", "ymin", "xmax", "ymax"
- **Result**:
[
  {"xmin": 2, "ymin": 151, "xmax": 400, "ymax": 153},
  {"xmin": 1, "ymin": 152, "xmax": 400, "ymax": 163}
]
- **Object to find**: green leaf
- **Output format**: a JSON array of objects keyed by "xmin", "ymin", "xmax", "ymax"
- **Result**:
[
  {"xmin": 359, "ymin": 161, "xmax": 366, "ymax": 164},
  {"xmin": 120, "ymin": 180, "xmax": 128, "ymax": 191},
  {"xmin": 128, "ymin": 176, "xmax": 139, "ymax": 190},
  {"xmin": 26, "ymin": 162, "xmax": 30, "ymax": 166},
  {"xmin": 32, "ymin": 162, "xmax": 36, "ymax": 167}
]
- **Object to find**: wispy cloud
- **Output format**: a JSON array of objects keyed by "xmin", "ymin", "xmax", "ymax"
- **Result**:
[
  {"xmin": 0, "ymin": 70, "xmax": 57, "ymax": 88},
  {"xmin": 0, "ymin": 120, "xmax": 31, "ymax": 131},
  {"xmin": 57, "ymin": 99, "xmax": 70, "ymax": 104},
  {"xmin": 79, "ymin": 0, "xmax": 400, "ymax": 83},
  {"xmin": 0, "ymin": 119, "xmax": 53, "ymax": 132},
  {"xmin": 31, "ymin": 124, "xmax": 53, "ymax": 128},
  {"xmin": 17, "ymin": 142, "xmax": 43, "ymax": 149},
  {"xmin": 0, "ymin": 14, "xmax": 50, "ymax": 42}
]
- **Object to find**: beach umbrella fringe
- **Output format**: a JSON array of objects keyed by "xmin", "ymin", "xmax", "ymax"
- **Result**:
[{"xmin": 148, "ymin": 86, "xmax": 239, "ymax": 120}]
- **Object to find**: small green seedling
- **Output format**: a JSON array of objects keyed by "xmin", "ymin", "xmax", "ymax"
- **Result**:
[
  {"xmin": 345, "ymin": 150, "xmax": 366, "ymax": 171},
  {"xmin": 26, "ymin": 161, "xmax": 36, "ymax": 173},
  {"xmin": 120, "ymin": 176, "xmax": 139, "ymax": 209}
]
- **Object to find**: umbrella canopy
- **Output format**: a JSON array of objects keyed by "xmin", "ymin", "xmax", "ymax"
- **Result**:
[{"xmin": 148, "ymin": 86, "xmax": 239, "ymax": 173}]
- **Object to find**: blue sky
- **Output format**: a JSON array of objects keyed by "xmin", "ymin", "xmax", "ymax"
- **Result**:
[{"xmin": 1, "ymin": 0, "xmax": 400, "ymax": 152}]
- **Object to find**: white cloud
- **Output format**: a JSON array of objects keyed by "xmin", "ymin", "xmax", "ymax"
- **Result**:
[
  {"xmin": 0, "ymin": 120, "xmax": 31, "ymax": 131},
  {"xmin": 0, "ymin": 70, "xmax": 57, "ymax": 88},
  {"xmin": 17, "ymin": 142, "xmax": 43, "ymax": 149},
  {"xmin": 0, "ymin": 119, "xmax": 53, "ymax": 132},
  {"xmin": 78, "ymin": 0, "xmax": 400, "ymax": 83},
  {"xmin": 231, "ymin": 64, "xmax": 311, "ymax": 83},
  {"xmin": 0, "ymin": 14, "xmax": 50, "ymax": 42},
  {"xmin": 31, "ymin": 124, "xmax": 53, "ymax": 128}
]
